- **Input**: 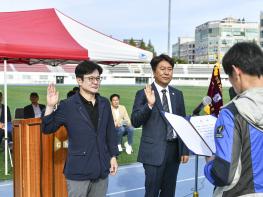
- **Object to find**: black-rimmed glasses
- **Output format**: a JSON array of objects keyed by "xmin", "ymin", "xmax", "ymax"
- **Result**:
[{"xmin": 83, "ymin": 76, "xmax": 103, "ymax": 83}]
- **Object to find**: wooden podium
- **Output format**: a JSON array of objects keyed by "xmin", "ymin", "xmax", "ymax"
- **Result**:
[{"xmin": 13, "ymin": 118, "xmax": 68, "ymax": 197}]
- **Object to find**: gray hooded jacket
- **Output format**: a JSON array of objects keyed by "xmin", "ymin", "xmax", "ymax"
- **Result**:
[{"xmin": 231, "ymin": 87, "xmax": 263, "ymax": 132}]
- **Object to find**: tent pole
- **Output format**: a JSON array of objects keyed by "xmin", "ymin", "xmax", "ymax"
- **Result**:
[{"xmin": 4, "ymin": 59, "xmax": 9, "ymax": 175}]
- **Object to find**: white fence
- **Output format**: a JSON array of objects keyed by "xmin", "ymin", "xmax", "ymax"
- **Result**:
[{"xmin": 0, "ymin": 63, "xmax": 231, "ymax": 87}]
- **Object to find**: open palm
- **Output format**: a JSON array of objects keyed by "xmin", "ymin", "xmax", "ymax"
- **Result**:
[
  {"xmin": 47, "ymin": 83, "xmax": 59, "ymax": 107},
  {"xmin": 144, "ymin": 84, "xmax": 155, "ymax": 107}
]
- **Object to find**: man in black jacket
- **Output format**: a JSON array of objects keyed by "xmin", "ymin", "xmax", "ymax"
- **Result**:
[
  {"xmin": 42, "ymin": 61, "xmax": 118, "ymax": 197},
  {"xmin": 23, "ymin": 92, "xmax": 45, "ymax": 119},
  {"xmin": 0, "ymin": 91, "xmax": 12, "ymax": 147}
]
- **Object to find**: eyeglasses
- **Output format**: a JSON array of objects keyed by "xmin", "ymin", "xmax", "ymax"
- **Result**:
[{"xmin": 83, "ymin": 76, "xmax": 103, "ymax": 83}]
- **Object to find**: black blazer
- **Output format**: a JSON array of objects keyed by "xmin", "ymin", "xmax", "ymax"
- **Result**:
[
  {"xmin": 41, "ymin": 93, "xmax": 118, "ymax": 180},
  {"xmin": 0, "ymin": 104, "xmax": 12, "ymax": 123},
  {"xmin": 23, "ymin": 104, "xmax": 45, "ymax": 119},
  {"xmin": 131, "ymin": 83, "xmax": 189, "ymax": 166}
]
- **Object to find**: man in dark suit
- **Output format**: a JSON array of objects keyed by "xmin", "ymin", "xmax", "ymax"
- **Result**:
[
  {"xmin": 131, "ymin": 54, "xmax": 189, "ymax": 197},
  {"xmin": 42, "ymin": 61, "xmax": 118, "ymax": 197},
  {"xmin": 0, "ymin": 91, "xmax": 12, "ymax": 147},
  {"xmin": 23, "ymin": 92, "xmax": 45, "ymax": 119}
]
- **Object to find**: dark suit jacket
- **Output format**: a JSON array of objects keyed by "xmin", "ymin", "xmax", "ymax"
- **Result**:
[
  {"xmin": 0, "ymin": 104, "xmax": 12, "ymax": 136},
  {"xmin": 41, "ymin": 93, "xmax": 118, "ymax": 180},
  {"xmin": 131, "ymin": 83, "xmax": 189, "ymax": 166},
  {"xmin": 0, "ymin": 104, "xmax": 11, "ymax": 123},
  {"xmin": 23, "ymin": 104, "xmax": 45, "ymax": 119}
]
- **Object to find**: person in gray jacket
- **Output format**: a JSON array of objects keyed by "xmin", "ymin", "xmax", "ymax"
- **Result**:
[{"xmin": 204, "ymin": 42, "xmax": 263, "ymax": 196}]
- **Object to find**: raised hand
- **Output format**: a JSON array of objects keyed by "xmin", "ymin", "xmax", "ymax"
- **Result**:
[
  {"xmin": 44, "ymin": 83, "xmax": 59, "ymax": 116},
  {"xmin": 144, "ymin": 84, "xmax": 155, "ymax": 108},
  {"xmin": 47, "ymin": 83, "xmax": 59, "ymax": 107}
]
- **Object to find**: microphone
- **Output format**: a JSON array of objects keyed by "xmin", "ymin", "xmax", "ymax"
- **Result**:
[{"xmin": 192, "ymin": 96, "xmax": 212, "ymax": 116}]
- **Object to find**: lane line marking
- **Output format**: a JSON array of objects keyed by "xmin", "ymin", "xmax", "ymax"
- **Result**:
[
  {"xmin": 106, "ymin": 176, "xmax": 205, "ymax": 195},
  {"xmin": 0, "ymin": 183, "xmax": 13, "ymax": 187}
]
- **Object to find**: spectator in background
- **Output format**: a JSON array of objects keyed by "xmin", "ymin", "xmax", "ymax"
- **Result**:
[
  {"xmin": 65, "ymin": 87, "xmax": 79, "ymax": 99},
  {"xmin": 23, "ymin": 92, "xmax": 45, "ymax": 119},
  {"xmin": 67, "ymin": 90, "xmax": 75, "ymax": 98},
  {"xmin": 110, "ymin": 94, "xmax": 134, "ymax": 154},
  {"xmin": 0, "ymin": 91, "xmax": 12, "ymax": 147},
  {"xmin": 72, "ymin": 86, "xmax": 80, "ymax": 93}
]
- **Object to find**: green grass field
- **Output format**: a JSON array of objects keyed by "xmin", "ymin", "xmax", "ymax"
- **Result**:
[{"xmin": 0, "ymin": 85, "xmax": 231, "ymax": 180}]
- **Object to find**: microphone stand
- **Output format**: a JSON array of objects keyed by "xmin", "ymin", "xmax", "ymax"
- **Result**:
[
  {"xmin": 192, "ymin": 97, "xmax": 211, "ymax": 197},
  {"xmin": 191, "ymin": 113, "xmax": 199, "ymax": 197},
  {"xmin": 193, "ymin": 154, "xmax": 199, "ymax": 197}
]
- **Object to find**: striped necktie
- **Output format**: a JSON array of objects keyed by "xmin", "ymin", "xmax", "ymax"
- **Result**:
[{"xmin": 161, "ymin": 89, "xmax": 174, "ymax": 140}]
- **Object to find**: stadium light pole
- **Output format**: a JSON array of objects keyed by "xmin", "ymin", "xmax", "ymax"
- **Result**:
[{"xmin": 167, "ymin": 0, "xmax": 171, "ymax": 56}]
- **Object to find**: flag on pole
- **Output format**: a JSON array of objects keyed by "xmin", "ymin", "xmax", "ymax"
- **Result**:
[{"xmin": 204, "ymin": 62, "xmax": 223, "ymax": 117}]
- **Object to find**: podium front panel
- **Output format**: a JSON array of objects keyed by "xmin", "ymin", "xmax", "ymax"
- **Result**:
[{"xmin": 13, "ymin": 118, "xmax": 68, "ymax": 197}]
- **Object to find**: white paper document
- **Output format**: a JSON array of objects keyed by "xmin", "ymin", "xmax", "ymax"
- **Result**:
[{"xmin": 163, "ymin": 112, "xmax": 217, "ymax": 156}]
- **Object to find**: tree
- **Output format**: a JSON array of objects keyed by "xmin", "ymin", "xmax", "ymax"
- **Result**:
[
  {"xmin": 147, "ymin": 40, "xmax": 156, "ymax": 56},
  {"xmin": 127, "ymin": 38, "xmax": 157, "ymax": 56},
  {"xmin": 172, "ymin": 57, "xmax": 187, "ymax": 64},
  {"xmin": 139, "ymin": 39, "xmax": 147, "ymax": 50},
  {"xmin": 129, "ymin": 38, "xmax": 136, "ymax": 47}
]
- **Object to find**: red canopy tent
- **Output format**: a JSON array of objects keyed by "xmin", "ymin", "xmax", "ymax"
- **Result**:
[
  {"xmin": 0, "ymin": 9, "xmax": 88, "ymax": 64},
  {"xmin": 0, "ymin": 8, "xmax": 152, "ymax": 64}
]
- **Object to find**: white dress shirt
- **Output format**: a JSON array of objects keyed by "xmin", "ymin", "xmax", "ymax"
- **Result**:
[
  {"xmin": 32, "ymin": 104, "xmax": 42, "ymax": 118},
  {"xmin": 154, "ymin": 81, "xmax": 177, "ymax": 138}
]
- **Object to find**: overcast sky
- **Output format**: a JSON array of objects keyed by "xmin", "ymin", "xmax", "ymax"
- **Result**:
[{"xmin": 1, "ymin": 0, "xmax": 262, "ymax": 54}]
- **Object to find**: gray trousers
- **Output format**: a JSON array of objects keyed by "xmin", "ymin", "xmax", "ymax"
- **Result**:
[{"xmin": 66, "ymin": 177, "xmax": 108, "ymax": 197}]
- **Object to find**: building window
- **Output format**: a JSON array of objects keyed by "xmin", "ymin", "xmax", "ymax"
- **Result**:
[
  {"xmin": 56, "ymin": 76, "xmax": 64, "ymax": 84},
  {"xmin": 39, "ymin": 75, "xmax": 48, "ymax": 80},
  {"xmin": 8, "ymin": 75, "xmax": 13, "ymax": 80},
  {"xmin": 23, "ymin": 75, "xmax": 31, "ymax": 79},
  {"xmin": 135, "ymin": 77, "xmax": 148, "ymax": 85}
]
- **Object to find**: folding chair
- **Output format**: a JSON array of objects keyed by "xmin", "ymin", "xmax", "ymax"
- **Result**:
[{"xmin": 14, "ymin": 108, "xmax": 24, "ymax": 119}]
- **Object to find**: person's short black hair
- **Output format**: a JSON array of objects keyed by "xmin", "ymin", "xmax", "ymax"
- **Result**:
[
  {"xmin": 72, "ymin": 86, "xmax": 80, "ymax": 92},
  {"xmin": 222, "ymin": 42, "xmax": 263, "ymax": 77},
  {"xmin": 75, "ymin": 60, "xmax": 103, "ymax": 80},
  {"xmin": 150, "ymin": 54, "xmax": 174, "ymax": 72},
  {"xmin": 110, "ymin": 94, "xmax": 120, "ymax": 101},
  {"xmin": 30, "ymin": 92, "xmax": 39, "ymax": 97},
  {"xmin": 67, "ymin": 90, "xmax": 75, "ymax": 98}
]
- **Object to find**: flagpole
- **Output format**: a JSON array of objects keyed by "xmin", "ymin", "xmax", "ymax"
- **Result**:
[
  {"xmin": 217, "ymin": 39, "xmax": 221, "ymax": 65},
  {"xmin": 167, "ymin": 0, "xmax": 171, "ymax": 55}
]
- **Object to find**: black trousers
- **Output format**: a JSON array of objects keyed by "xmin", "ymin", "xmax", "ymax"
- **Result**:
[
  {"xmin": 143, "ymin": 140, "xmax": 180, "ymax": 197},
  {"xmin": 0, "ymin": 129, "xmax": 12, "ymax": 145}
]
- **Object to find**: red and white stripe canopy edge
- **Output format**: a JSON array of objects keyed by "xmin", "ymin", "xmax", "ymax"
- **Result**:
[{"xmin": 0, "ymin": 8, "xmax": 153, "ymax": 64}]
